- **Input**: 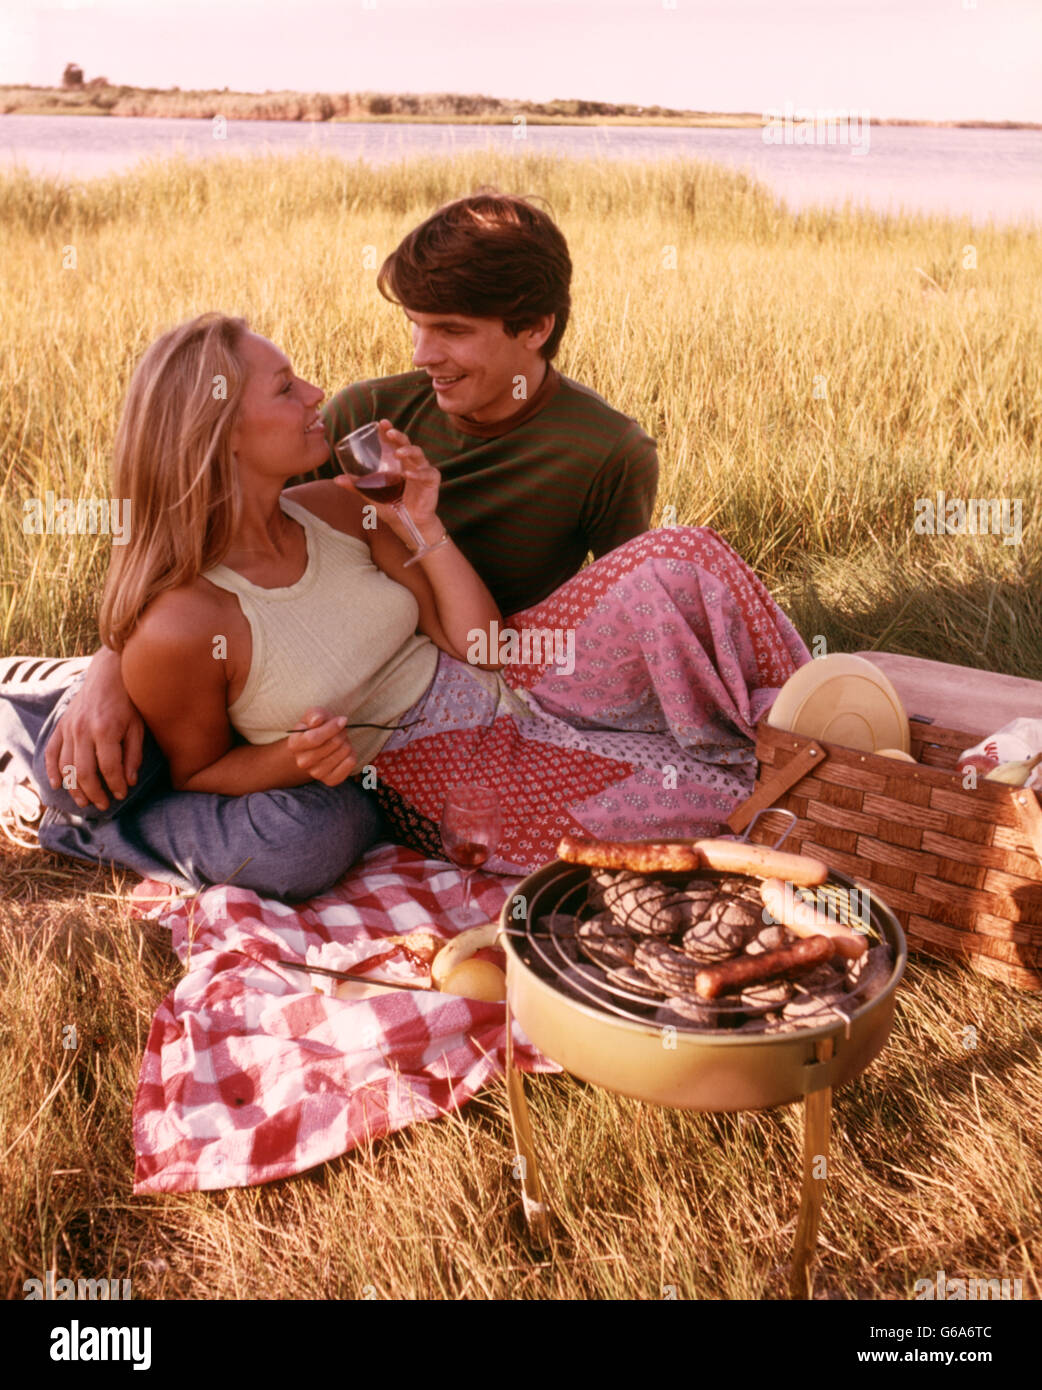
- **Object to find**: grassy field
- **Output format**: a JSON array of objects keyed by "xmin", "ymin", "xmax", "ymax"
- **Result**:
[{"xmin": 1, "ymin": 152, "xmax": 1040, "ymax": 1300}]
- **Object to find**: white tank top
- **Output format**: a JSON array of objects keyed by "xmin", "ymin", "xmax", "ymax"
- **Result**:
[{"xmin": 202, "ymin": 495, "xmax": 438, "ymax": 765}]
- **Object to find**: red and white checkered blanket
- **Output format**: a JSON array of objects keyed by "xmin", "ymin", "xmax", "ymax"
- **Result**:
[{"xmin": 129, "ymin": 843, "xmax": 560, "ymax": 1193}]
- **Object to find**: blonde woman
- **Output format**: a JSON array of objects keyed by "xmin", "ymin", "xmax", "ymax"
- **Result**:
[
  {"xmin": 7, "ymin": 312, "xmax": 808, "ymax": 893},
  {"xmin": 16, "ymin": 312, "xmax": 501, "ymax": 898},
  {"xmin": 101, "ymin": 316, "xmax": 500, "ymax": 783}
]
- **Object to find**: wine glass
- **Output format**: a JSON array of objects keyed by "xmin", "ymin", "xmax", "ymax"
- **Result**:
[
  {"xmin": 335, "ymin": 421, "xmax": 445, "ymax": 567},
  {"xmin": 440, "ymin": 785, "xmax": 502, "ymax": 923}
]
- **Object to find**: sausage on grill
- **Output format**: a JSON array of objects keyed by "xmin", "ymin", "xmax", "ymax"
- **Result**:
[
  {"xmin": 558, "ymin": 834, "xmax": 828, "ymax": 884},
  {"xmin": 557, "ymin": 835, "xmax": 702, "ymax": 874},
  {"xmin": 694, "ymin": 935, "xmax": 837, "ymax": 999}
]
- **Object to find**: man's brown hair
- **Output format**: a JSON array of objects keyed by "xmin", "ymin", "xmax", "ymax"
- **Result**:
[{"xmin": 377, "ymin": 191, "xmax": 572, "ymax": 360}]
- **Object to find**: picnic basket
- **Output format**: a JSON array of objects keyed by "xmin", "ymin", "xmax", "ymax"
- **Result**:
[{"xmin": 728, "ymin": 654, "xmax": 1042, "ymax": 992}]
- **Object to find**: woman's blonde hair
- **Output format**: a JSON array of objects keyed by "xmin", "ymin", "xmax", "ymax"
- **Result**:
[{"xmin": 98, "ymin": 312, "xmax": 250, "ymax": 652}]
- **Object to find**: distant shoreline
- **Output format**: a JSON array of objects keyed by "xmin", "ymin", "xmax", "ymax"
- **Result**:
[{"xmin": 1, "ymin": 84, "xmax": 1038, "ymax": 130}]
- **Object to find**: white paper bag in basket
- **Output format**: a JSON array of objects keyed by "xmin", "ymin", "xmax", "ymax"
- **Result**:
[{"xmin": 960, "ymin": 717, "xmax": 1042, "ymax": 790}]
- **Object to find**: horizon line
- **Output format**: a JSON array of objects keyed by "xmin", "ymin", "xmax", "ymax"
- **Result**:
[{"xmin": 1, "ymin": 80, "xmax": 1038, "ymax": 129}]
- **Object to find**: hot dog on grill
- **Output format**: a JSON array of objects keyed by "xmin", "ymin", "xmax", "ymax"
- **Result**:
[
  {"xmin": 557, "ymin": 833, "xmax": 829, "ymax": 884},
  {"xmin": 693, "ymin": 839, "xmax": 828, "ymax": 887},
  {"xmin": 694, "ymin": 935, "xmax": 837, "ymax": 999},
  {"xmin": 760, "ymin": 877, "xmax": 868, "ymax": 961}
]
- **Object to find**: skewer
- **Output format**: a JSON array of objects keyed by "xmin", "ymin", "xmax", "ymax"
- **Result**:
[
  {"xmin": 275, "ymin": 958, "xmax": 429, "ymax": 990},
  {"xmin": 285, "ymin": 719, "xmax": 423, "ymax": 734}
]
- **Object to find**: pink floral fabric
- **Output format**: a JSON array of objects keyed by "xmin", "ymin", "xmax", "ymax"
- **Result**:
[{"xmin": 372, "ymin": 528, "xmax": 810, "ymax": 872}]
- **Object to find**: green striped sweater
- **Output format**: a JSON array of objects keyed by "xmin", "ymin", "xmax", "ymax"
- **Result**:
[{"xmin": 288, "ymin": 367, "xmax": 659, "ymax": 617}]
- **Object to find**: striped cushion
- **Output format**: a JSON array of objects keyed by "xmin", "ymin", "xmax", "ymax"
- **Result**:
[{"xmin": 0, "ymin": 656, "xmax": 91, "ymax": 689}]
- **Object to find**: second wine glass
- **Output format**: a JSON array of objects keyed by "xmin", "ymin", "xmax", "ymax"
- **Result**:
[{"xmin": 439, "ymin": 785, "xmax": 502, "ymax": 923}]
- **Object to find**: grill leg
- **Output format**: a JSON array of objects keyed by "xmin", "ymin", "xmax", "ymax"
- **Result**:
[
  {"xmin": 788, "ymin": 1038, "xmax": 834, "ymax": 1300},
  {"xmin": 504, "ymin": 1005, "xmax": 550, "ymax": 1249}
]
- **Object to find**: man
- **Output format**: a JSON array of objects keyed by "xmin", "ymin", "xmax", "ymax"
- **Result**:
[
  {"xmin": 299, "ymin": 191, "xmax": 658, "ymax": 617},
  {"xmin": 11, "ymin": 192, "xmax": 658, "ymax": 891}
]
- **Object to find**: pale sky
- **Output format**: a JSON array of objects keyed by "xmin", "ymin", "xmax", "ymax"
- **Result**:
[{"xmin": 1, "ymin": 0, "xmax": 1040, "ymax": 123}]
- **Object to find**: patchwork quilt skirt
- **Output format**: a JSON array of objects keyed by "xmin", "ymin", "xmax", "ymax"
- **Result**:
[{"xmin": 371, "ymin": 527, "xmax": 810, "ymax": 873}]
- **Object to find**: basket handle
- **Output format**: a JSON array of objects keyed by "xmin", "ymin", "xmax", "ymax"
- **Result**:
[{"xmin": 727, "ymin": 739, "xmax": 827, "ymax": 834}]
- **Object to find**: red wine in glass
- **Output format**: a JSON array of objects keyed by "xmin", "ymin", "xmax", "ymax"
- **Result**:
[
  {"xmin": 440, "ymin": 786, "xmax": 501, "ymax": 922},
  {"xmin": 334, "ymin": 422, "xmax": 442, "ymax": 566},
  {"xmin": 354, "ymin": 471, "xmax": 407, "ymax": 504},
  {"xmin": 448, "ymin": 841, "xmax": 491, "ymax": 869}
]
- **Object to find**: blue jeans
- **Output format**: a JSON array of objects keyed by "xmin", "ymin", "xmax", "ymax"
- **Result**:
[{"xmin": 3, "ymin": 675, "xmax": 386, "ymax": 900}]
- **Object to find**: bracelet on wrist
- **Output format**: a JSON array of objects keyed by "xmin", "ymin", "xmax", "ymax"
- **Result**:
[{"xmin": 415, "ymin": 529, "xmax": 450, "ymax": 556}]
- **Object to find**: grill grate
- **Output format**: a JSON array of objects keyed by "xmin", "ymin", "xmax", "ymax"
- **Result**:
[{"xmin": 515, "ymin": 860, "xmax": 884, "ymax": 1034}]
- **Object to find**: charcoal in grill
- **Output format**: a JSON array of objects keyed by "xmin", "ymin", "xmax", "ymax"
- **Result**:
[
  {"xmin": 657, "ymin": 996, "xmax": 718, "ymax": 1027},
  {"xmin": 745, "ymin": 923, "xmax": 789, "ymax": 955},
  {"xmin": 681, "ymin": 913, "xmax": 750, "ymax": 962},
  {"xmin": 633, "ymin": 938, "xmax": 702, "ymax": 993},
  {"xmin": 680, "ymin": 876, "xmax": 762, "ymax": 921},
  {"xmin": 782, "ymin": 988, "xmax": 850, "ymax": 1021},
  {"xmin": 844, "ymin": 945, "xmax": 892, "ymax": 1003},
  {"xmin": 677, "ymin": 880, "xmax": 760, "ymax": 960},
  {"xmin": 587, "ymin": 870, "xmax": 621, "ymax": 911},
  {"xmin": 708, "ymin": 875, "xmax": 765, "ymax": 907},
  {"xmin": 798, "ymin": 962, "xmax": 847, "ymax": 990},
  {"xmin": 577, "ymin": 912, "xmax": 636, "ymax": 969},
  {"xmin": 597, "ymin": 870, "xmax": 762, "ymax": 956},
  {"xmin": 740, "ymin": 980, "xmax": 794, "ymax": 1009},
  {"xmin": 604, "ymin": 963, "xmax": 663, "ymax": 998},
  {"xmin": 600, "ymin": 872, "xmax": 690, "ymax": 936}
]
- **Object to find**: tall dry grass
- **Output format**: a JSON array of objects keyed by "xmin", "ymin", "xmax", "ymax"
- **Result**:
[
  {"xmin": 2, "ymin": 152, "xmax": 1039, "ymax": 671},
  {"xmin": 2, "ymin": 875, "xmax": 1039, "ymax": 1300},
  {"xmin": 1, "ymin": 153, "xmax": 1040, "ymax": 1299}
]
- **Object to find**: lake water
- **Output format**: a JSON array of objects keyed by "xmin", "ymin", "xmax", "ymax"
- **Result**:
[{"xmin": 1, "ymin": 114, "xmax": 1040, "ymax": 227}]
